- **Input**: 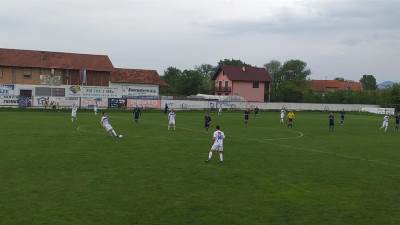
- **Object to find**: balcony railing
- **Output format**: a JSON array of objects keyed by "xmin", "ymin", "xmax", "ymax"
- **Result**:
[{"xmin": 215, "ymin": 86, "xmax": 232, "ymax": 92}]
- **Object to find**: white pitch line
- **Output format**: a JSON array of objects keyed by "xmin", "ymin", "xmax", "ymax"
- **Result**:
[
  {"xmin": 100, "ymin": 114, "xmax": 400, "ymax": 168},
  {"xmin": 262, "ymin": 141, "xmax": 400, "ymax": 169}
]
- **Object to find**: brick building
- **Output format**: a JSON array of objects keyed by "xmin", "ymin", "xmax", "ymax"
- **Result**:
[{"xmin": 0, "ymin": 48, "xmax": 114, "ymax": 86}]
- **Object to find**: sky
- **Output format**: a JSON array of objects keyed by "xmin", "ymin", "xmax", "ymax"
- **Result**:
[{"xmin": 1, "ymin": 0, "xmax": 399, "ymax": 82}]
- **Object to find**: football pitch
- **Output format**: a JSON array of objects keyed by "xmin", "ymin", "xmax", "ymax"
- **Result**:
[{"xmin": 0, "ymin": 110, "xmax": 399, "ymax": 225}]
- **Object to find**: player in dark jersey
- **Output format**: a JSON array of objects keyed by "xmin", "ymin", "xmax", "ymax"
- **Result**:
[
  {"xmin": 340, "ymin": 110, "xmax": 345, "ymax": 125},
  {"xmin": 244, "ymin": 109, "xmax": 250, "ymax": 126},
  {"xmin": 395, "ymin": 113, "xmax": 399, "ymax": 131},
  {"xmin": 204, "ymin": 113, "xmax": 212, "ymax": 131},
  {"xmin": 164, "ymin": 103, "xmax": 169, "ymax": 114},
  {"xmin": 133, "ymin": 106, "xmax": 141, "ymax": 123},
  {"xmin": 254, "ymin": 107, "xmax": 259, "ymax": 118},
  {"xmin": 329, "ymin": 112, "xmax": 335, "ymax": 132}
]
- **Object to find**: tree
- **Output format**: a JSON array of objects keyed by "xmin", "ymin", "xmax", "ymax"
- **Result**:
[
  {"xmin": 263, "ymin": 59, "xmax": 312, "ymax": 102},
  {"xmin": 161, "ymin": 67, "xmax": 211, "ymax": 96},
  {"xmin": 194, "ymin": 64, "xmax": 217, "ymax": 94},
  {"xmin": 279, "ymin": 60, "xmax": 311, "ymax": 83},
  {"xmin": 179, "ymin": 70, "xmax": 205, "ymax": 95},
  {"xmin": 161, "ymin": 67, "xmax": 183, "ymax": 95},
  {"xmin": 360, "ymin": 74, "xmax": 377, "ymax": 90},
  {"xmin": 218, "ymin": 59, "xmax": 250, "ymax": 67},
  {"xmin": 264, "ymin": 60, "xmax": 282, "ymax": 101}
]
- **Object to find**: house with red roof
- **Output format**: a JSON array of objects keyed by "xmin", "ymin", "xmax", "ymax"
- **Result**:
[
  {"xmin": 212, "ymin": 65, "xmax": 272, "ymax": 102},
  {"xmin": 310, "ymin": 80, "xmax": 362, "ymax": 92},
  {"xmin": 110, "ymin": 68, "xmax": 166, "ymax": 98},
  {"xmin": 0, "ymin": 48, "xmax": 114, "ymax": 86}
]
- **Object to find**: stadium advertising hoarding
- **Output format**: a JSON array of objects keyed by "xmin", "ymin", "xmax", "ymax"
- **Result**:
[
  {"xmin": 66, "ymin": 86, "xmax": 120, "ymax": 98},
  {"xmin": 33, "ymin": 96, "xmax": 79, "ymax": 107},
  {"xmin": 361, "ymin": 107, "xmax": 395, "ymax": 115},
  {"xmin": 127, "ymin": 99, "xmax": 161, "ymax": 109},
  {"xmin": 0, "ymin": 84, "xmax": 16, "ymax": 96},
  {"xmin": 0, "ymin": 95, "xmax": 19, "ymax": 106},
  {"xmin": 81, "ymin": 98, "xmax": 108, "ymax": 108},
  {"xmin": 108, "ymin": 98, "xmax": 127, "ymax": 109},
  {"xmin": 118, "ymin": 84, "xmax": 159, "ymax": 98}
]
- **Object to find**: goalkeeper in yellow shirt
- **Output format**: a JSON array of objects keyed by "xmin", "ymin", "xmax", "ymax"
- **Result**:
[{"xmin": 287, "ymin": 111, "xmax": 295, "ymax": 128}]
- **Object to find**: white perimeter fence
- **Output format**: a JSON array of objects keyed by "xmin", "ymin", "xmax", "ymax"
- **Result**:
[{"xmin": 1, "ymin": 96, "xmax": 395, "ymax": 114}]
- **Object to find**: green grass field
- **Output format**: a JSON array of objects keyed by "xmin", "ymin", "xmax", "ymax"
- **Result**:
[{"xmin": 0, "ymin": 110, "xmax": 399, "ymax": 225}]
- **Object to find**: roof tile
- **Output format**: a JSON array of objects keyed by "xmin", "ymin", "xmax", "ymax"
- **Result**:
[
  {"xmin": 0, "ymin": 48, "xmax": 114, "ymax": 71},
  {"xmin": 111, "ymin": 68, "xmax": 166, "ymax": 86},
  {"xmin": 213, "ymin": 65, "xmax": 272, "ymax": 82}
]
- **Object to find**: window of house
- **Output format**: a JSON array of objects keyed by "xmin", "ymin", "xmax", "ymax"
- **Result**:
[
  {"xmin": 0, "ymin": 67, "xmax": 3, "ymax": 79},
  {"xmin": 225, "ymin": 81, "xmax": 229, "ymax": 87},
  {"xmin": 253, "ymin": 81, "xmax": 259, "ymax": 88},
  {"xmin": 23, "ymin": 69, "xmax": 32, "ymax": 79},
  {"xmin": 218, "ymin": 81, "xmax": 222, "ymax": 88}
]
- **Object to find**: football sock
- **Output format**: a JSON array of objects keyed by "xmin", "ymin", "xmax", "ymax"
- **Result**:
[
  {"xmin": 112, "ymin": 130, "xmax": 117, "ymax": 137},
  {"xmin": 208, "ymin": 151, "xmax": 213, "ymax": 159},
  {"xmin": 219, "ymin": 153, "xmax": 223, "ymax": 162}
]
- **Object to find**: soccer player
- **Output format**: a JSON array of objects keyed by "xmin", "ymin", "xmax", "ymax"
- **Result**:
[
  {"xmin": 164, "ymin": 103, "xmax": 169, "ymax": 114},
  {"xmin": 205, "ymin": 125, "xmax": 225, "ymax": 163},
  {"xmin": 168, "ymin": 109, "xmax": 176, "ymax": 130},
  {"xmin": 218, "ymin": 105, "xmax": 222, "ymax": 116},
  {"xmin": 328, "ymin": 112, "xmax": 335, "ymax": 132},
  {"xmin": 133, "ymin": 106, "xmax": 141, "ymax": 124},
  {"xmin": 340, "ymin": 110, "xmax": 345, "ymax": 125},
  {"xmin": 380, "ymin": 114, "xmax": 390, "ymax": 132},
  {"xmin": 204, "ymin": 113, "xmax": 212, "ymax": 131},
  {"xmin": 395, "ymin": 113, "xmax": 399, "ymax": 131},
  {"xmin": 287, "ymin": 111, "xmax": 295, "ymax": 128},
  {"xmin": 244, "ymin": 109, "xmax": 250, "ymax": 126},
  {"xmin": 71, "ymin": 103, "xmax": 78, "ymax": 122},
  {"xmin": 280, "ymin": 109, "xmax": 286, "ymax": 124},
  {"xmin": 100, "ymin": 112, "xmax": 121, "ymax": 138},
  {"xmin": 254, "ymin": 107, "xmax": 259, "ymax": 118},
  {"xmin": 93, "ymin": 102, "xmax": 98, "ymax": 115}
]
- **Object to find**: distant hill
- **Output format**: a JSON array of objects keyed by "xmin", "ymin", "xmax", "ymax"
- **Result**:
[{"xmin": 377, "ymin": 81, "xmax": 395, "ymax": 90}]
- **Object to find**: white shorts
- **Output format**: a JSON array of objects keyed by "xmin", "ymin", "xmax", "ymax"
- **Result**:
[
  {"xmin": 71, "ymin": 113, "xmax": 77, "ymax": 118},
  {"xmin": 382, "ymin": 121, "xmax": 388, "ymax": 127},
  {"xmin": 104, "ymin": 124, "xmax": 113, "ymax": 131},
  {"xmin": 169, "ymin": 120, "xmax": 175, "ymax": 125},
  {"xmin": 211, "ymin": 144, "xmax": 223, "ymax": 152}
]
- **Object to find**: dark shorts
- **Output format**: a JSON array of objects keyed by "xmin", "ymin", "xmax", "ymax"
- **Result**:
[
  {"xmin": 288, "ymin": 118, "xmax": 293, "ymax": 122},
  {"xmin": 245, "ymin": 116, "xmax": 249, "ymax": 120}
]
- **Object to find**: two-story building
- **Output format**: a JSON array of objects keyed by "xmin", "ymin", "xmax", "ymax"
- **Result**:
[
  {"xmin": 0, "ymin": 48, "xmax": 114, "ymax": 87},
  {"xmin": 212, "ymin": 65, "xmax": 272, "ymax": 102}
]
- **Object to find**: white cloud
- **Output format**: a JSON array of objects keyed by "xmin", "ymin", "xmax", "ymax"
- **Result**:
[{"xmin": 0, "ymin": 0, "xmax": 399, "ymax": 81}]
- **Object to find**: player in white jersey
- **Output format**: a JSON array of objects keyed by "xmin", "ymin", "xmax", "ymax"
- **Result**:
[
  {"xmin": 206, "ymin": 125, "xmax": 225, "ymax": 163},
  {"xmin": 218, "ymin": 105, "xmax": 222, "ymax": 116},
  {"xmin": 71, "ymin": 103, "xmax": 78, "ymax": 122},
  {"xmin": 168, "ymin": 109, "xmax": 176, "ymax": 130},
  {"xmin": 379, "ymin": 114, "xmax": 390, "ymax": 132},
  {"xmin": 280, "ymin": 109, "xmax": 286, "ymax": 124},
  {"xmin": 93, "ymin": 102, "xmax": 98, "ymax": 115},
  {"xmin": 101, "ymin": 112, "xmax": 121, "ymax": 138}
]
